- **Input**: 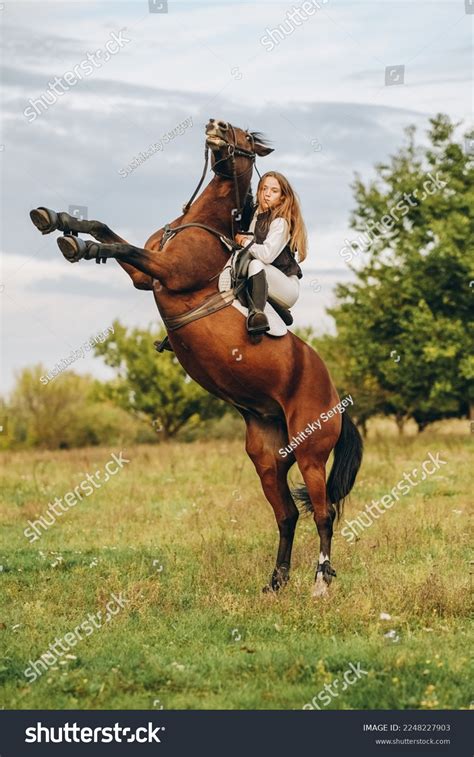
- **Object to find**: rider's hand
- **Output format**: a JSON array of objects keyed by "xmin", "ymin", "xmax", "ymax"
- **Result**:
[{"xmin": 235, "ymin": 233, "xmax": 251, "ymax": 246}]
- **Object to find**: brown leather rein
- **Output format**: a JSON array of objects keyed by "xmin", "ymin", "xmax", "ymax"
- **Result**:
[{"xmin": 157, "ymin": 128, "xmax": 259, "ymax": 333}]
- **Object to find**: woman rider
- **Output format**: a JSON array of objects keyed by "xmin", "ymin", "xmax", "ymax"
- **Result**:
[{"xmin": 235, "ymin": 171, "xmax": 308, "ymax": 336}]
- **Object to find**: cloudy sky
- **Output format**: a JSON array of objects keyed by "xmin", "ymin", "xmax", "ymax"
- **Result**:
[{"xmin": 1, "ymin": 0, "xmax": 472, "ymax": 391}]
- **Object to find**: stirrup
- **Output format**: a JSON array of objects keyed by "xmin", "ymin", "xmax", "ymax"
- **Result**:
[
  {"xmin": 247, "ymin": 310, "xmax": 270, "ymax": 336},
  {"xmin": 154, "ymin": 336, "xmax": 173, "ymax": 353}
]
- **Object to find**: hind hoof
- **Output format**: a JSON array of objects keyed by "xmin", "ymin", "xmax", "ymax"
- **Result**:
[
  {"xmin": 312, "ymin": 561, "xmax": 336, "ymax": 599},
  {"xmin": 57, "ymin": 235, "xmax": 89, "ymax": 263},
  {"xmin": 262, "ymin": 566, "xmax": 289, "ymax": 593},
  {"xmin": 30, "ymin": 207, "xmax": 58, "ymax": 234},
  {"xmin": 312, "ymin": 577, "xmax": 330, "ymax": 599}
]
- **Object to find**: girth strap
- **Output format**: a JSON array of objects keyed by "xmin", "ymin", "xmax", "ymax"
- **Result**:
[
  {"xmin": 163, "ymin": 289, "xmax": 237, "ymax": 332},
  {"xmin": 156, "ymin": 235, "xmax": 255, "ymax": 336}
]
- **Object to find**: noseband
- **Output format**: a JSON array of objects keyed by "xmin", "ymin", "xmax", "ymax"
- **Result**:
[{"xmin": 159, "ymin": 125, "xmax": 259, "ymax": 252}]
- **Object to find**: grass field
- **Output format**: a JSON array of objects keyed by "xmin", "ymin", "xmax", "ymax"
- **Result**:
[{"xmin": 0, "ymin": 425, "xmax": 472, "ymax": 710}]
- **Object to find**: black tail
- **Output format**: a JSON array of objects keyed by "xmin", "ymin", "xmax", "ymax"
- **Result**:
[{"xmin": 292, "ymin": 413, "xmax": 363, "ymax": 521}]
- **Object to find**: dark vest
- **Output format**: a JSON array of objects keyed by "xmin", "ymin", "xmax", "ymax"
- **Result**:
[{"xmin": 254, "ymin": 210, "xmax": 303, "ymax": 279}]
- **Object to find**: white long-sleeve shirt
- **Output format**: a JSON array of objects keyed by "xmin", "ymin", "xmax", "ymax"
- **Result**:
[{"xmin": 244, "ymin": 214, "xmax": 290, "ymax": 265}]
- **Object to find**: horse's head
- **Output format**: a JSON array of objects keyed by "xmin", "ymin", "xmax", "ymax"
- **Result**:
[{"xmin": 205, "ymin": 119, "xmax": 274, "ymax": 178}]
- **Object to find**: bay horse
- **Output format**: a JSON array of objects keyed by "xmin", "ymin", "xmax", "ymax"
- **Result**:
[{"xmin": 29, "ymin": 118, "xmax": 363, "ymax": 598}]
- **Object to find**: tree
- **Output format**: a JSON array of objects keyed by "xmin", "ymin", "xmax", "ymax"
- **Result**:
[
  {"xmin": 93, "ymin": 320, "xmax": 227, "ymax": 438},
  {"xmin": 330, "ymin": 114, "xmax": 474, "ymax": 432},
  {"xmin": 6, "ymin": 366, "xmax": 142, "ymax": 449}
]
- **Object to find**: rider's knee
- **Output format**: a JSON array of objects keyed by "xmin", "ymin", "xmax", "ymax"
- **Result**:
[{"xmin": 248, "ymin": 258, "xmax": 264, "ymax": 277}]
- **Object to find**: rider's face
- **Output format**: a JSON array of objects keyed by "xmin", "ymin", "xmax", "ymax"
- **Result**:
[{"xmin": 260, "ymin": 177, "xmax": 282, "ymax": 210}]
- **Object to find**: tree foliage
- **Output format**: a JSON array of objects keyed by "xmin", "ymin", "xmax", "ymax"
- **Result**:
[
  {"xmin": 5, "ymin": 366, "xmax": 143, "ymax": 449},
  {"xmin": 93, "ymin": 320, "xmax": 227, "ymax": 438},
  {"xmin": 329, "ymin": 114, "xmax": 474, "ymax": 431}
]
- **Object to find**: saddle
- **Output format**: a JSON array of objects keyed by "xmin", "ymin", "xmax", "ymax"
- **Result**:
[
  {"xmin": 154, "ymin": 249, "xmax": 293, "ymax": 352},
  {"xmin": 154, "ymin": 249, "xmax": 293, "ymax": 353}
]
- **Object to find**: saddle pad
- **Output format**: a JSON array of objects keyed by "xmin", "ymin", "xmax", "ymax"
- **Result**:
[{"xmin": 217, "ymin": 265, "xmax": 288, "ymax": 337}]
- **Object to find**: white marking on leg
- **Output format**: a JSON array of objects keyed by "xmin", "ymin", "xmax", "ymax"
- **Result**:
[
  {"xmin": 312, "ymin": 572, "xmax": 329, "ymax": 598},
  {"xmin": 313, "ymin": 552, "xmax": 330, "ymax": 598}
]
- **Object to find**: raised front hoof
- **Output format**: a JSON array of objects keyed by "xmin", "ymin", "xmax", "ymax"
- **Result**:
[
  {"xmin": 57, "ymin": 235, "xmax": 89, "ymax": 263},
  {"xmin": 262, "ymin": 566, "xmax": 289, "ymax": 594},
  {"xmin": 30, "ymin": 207, "xmax": 58, "ymax": 234},
  {"xmin": 312, "ymin": 560, "xmax": 336, "ymax": 599}
]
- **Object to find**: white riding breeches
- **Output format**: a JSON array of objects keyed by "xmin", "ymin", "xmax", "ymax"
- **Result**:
[{"xmin": 247, "ymin": 258, "xmax": 299, "ymax": 308}]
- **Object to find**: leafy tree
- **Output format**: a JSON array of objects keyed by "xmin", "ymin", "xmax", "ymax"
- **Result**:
[
  {"xmin": 330, "ymin": 114, "xmax": 474, "ymax": 432},
  {"xmin": 6, "ymin": 366, "xmax": 142, "ymax": 449},
  {"xmin": 93, "ymin": 320, "xmax": 227, "ymax": 438}
]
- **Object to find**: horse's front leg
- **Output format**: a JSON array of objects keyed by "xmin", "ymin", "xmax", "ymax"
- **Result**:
[
  {"xmin": 30, "ymin": 206, "xmax": 120, "ymax": 240},
  {"xmin": 30, "ymin": 207, "xmax": 153, "ymax": 290},
  {"xmin": 56, "ymin": 236, "xmax": 168, "ymax": 283}
]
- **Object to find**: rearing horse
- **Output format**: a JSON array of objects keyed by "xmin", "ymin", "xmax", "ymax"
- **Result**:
[{"xmin": 30, "ymin": 118, "xmax": 363, "ymax": 598}]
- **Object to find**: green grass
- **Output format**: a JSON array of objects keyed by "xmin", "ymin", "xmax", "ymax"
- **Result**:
[{"xmin": 0, "ymin": 429, "xmax": 472, "ymax": 710}]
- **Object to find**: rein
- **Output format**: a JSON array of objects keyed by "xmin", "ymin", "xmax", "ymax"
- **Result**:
[
  {"xmin": 159, "ymin": 126, "xmax": 258, "ymax": 252},
  {"xmin": 156, "ymin": 125, "xmax": 259, "ymax": 334}
]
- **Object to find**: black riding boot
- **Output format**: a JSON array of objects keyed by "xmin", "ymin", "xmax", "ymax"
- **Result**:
[{"xmin": 246, "ymin": 269, "xmax": 270, "ymax": 336}]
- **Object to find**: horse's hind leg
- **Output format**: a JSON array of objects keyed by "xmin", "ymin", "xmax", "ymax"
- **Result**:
[
  {"xmin": 243, "ymin": 413, "xmax": 299, "ymax": 592},
  {"xmin": 295, "ymin": 454, "xmax": 336, "ymax": 598}
]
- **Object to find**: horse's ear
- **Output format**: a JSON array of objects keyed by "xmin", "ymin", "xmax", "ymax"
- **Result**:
[
  {"xmin": 254, "ymin": 143, "xmax": 274, "ymax": 157},
  {"xmin": 250, "ymin": 132, "xmax": 274, "ymax": 157}
]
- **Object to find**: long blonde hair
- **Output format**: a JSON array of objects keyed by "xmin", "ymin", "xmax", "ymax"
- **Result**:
[{"xmin": 256, "ymin": 171, "xmax": 308, "ymax": 262}]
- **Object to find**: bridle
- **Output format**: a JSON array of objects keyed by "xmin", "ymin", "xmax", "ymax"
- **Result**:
[
  {"xmin": 154, "ymin": 124, "xmax": 264, "ymax": 336},
  {"xmin": 207, "ymin": 124, "xmax": 261, "ymax": 236},
  {"xmin": 159, "ymin": 123, "xmax": 260, "ymax": 252}
]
